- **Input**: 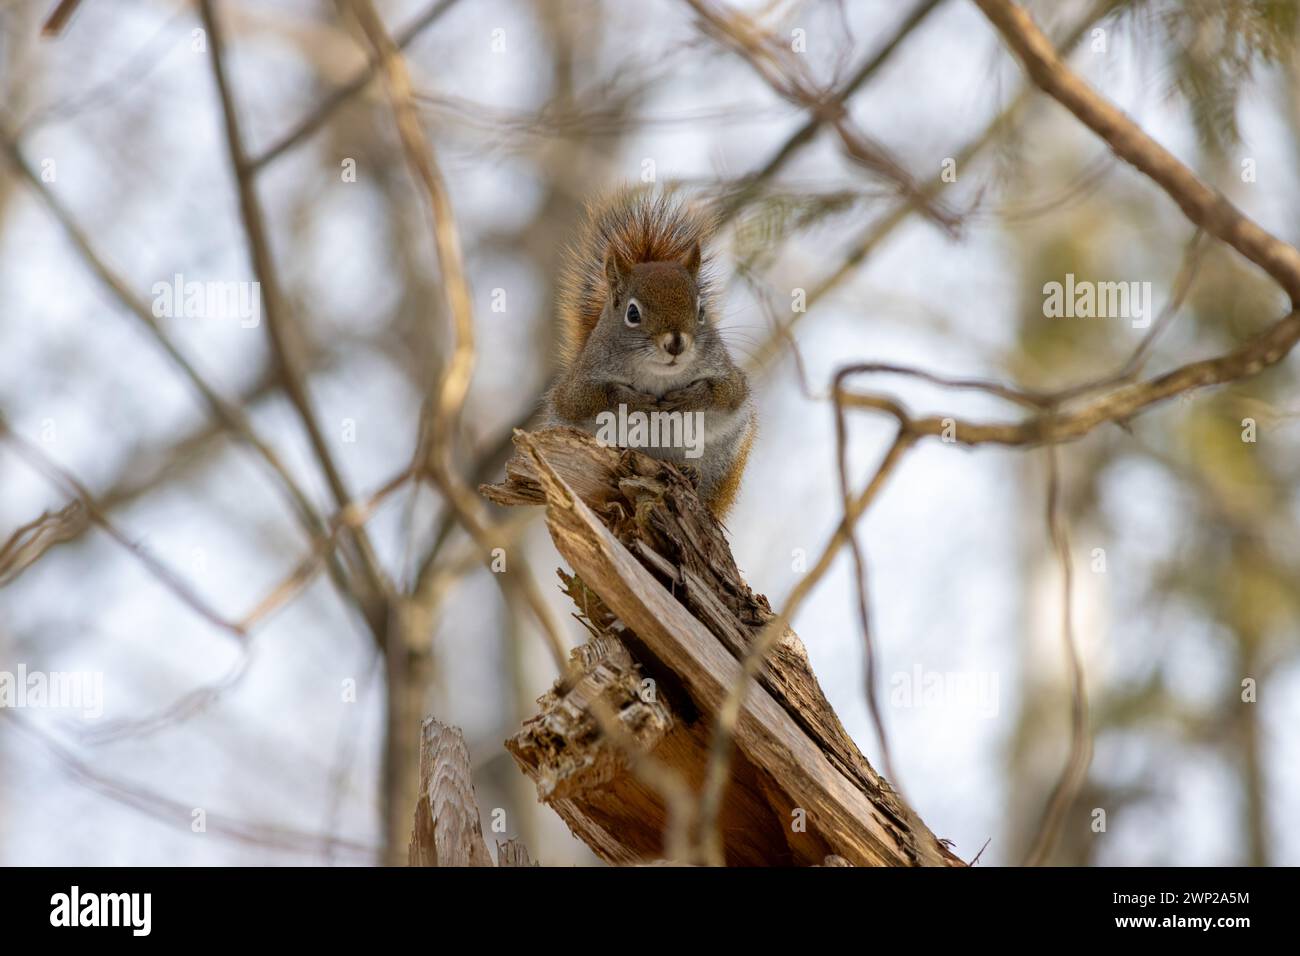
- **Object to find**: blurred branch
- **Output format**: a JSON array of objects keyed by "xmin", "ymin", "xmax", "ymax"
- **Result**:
[
  {"xmin": 22, "ymin": 6, "xmax": 189, "ymax": 134},
  {"xmin": 57, "ymin": 349, "xmax": 338, "ymax": 544},
  {"xmin": 974, "ymin": 0, "xmax": 1300, "ymax": 305},
  {"xmin": 832, "ymin": 372, "xmax": 900, "ymax": 786},
  {"xmin": 0, "ymin": 127, "xmax": 389, "ymax": 638},
  {"xmin": 237, "ymin": 466, "xmax": 414, "ymax": 632},
  {"xmin": 0, "ymin": 415, "xmax": 247, "ymax": 639},
  {"xmin": 806, "ymin": 225, "xmax": 1205, "ymax": 414},
  {"xmin": 410, "ymin": 410, "xmax": 539, "ymax": 590},
  {"xmin": 2, "ymin": 411, "xmax": 408, "ymax": 642},
  {"xmin": 40, "ymin": 0, "xmax": 81, "ymax": 37},
  {"xmin": 2, "ymin": 709, "xmax": 378, "ymax": 861},
  {"xmin": 338, "ymin": 0, "xmax": 577, "ymax": 663},
  {"xmin": 685, "ymin": 0, "xmax": 960, "ymax": 232},
  {"xmin": 1022, "ymin": 445, "xmax": 1091, "ymax": 865},
  {"xmin": 820, "ymin": 275, "xmax": 1296, "ymax": 858},
  {"xmin": 78, "ymin": 465, "xmax": 412, "ymax": 747},
  {"xmin": 335, "ymin": 0, "xmax": 475, "ymax": 461},
  {"xmin": 1030, "ymin": 227, "xmax": 1206, "ymax": 405},
  {"xmin": 715, "ymin": 0, "xmax": 948, "ymax": 222},
  {"xmin": 199, "ymin": 0, "xmax": 393, "ymax": 640},
  {"xmin": 0, "ymin": 501, "xmax": 86, "ymax": 586},
  {"xmin": 248, "ymin": 0, "xmax": 463, "ymax": 172},
  {"xmin": 838, "ymin": 307, "xmax": 1300, "ymax": 447},
  {"xmin": 746, "ymin": 0, "xmax": 1118, "ymax": 373},
  {"xmin": 0, "ymin": 132, "xmax": 329, "ymax": 545}
]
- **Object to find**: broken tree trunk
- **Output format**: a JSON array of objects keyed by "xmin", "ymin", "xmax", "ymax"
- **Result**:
[
  {"xmin": 408, "ymin": 716, "xmax": 537, "ymax": 867},
  {"xmin": 482, "ymin": 427, "xmax": 963, "ymax": 867},
  {"xmin": 408, "ymin": 717, "xmax": 493, "ymax": 867}
]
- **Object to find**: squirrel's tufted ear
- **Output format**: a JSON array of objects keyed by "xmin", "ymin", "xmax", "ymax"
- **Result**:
[
  {"xmin": 604, "ymin": 246, "xmax": 632, "ymax": 298},
  {"xmin": 681, "ymin": 240, "xmax": 702, "ymax": 278}
]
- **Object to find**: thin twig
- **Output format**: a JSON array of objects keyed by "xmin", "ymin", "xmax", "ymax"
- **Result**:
[
  {"xmin": 0, "ymin": 132, "xmax": 331, "ymax": 548},
  {"xmin": 247, "ymin": 0, "xmax": 463, "ymax": 172},
  {"xmin": 714, "ymin": 0, "xmax": 949, "ymax": 223},
  {"xmin": 832, "ymin": 372, "xmax": 901, "ymax": 785},
  {"xmin": 743, "ymin": 0, "xmax": 1126, "ymax": 374},
  {"xmin": 973, "ymin": 0, "xmax": 1300, "ymax": 304},
  {"xmin": 695, "ymin": 428, "xmax": 918, "ymax": 865},
  {"xmin": 0, "ymin": 501, "xmax": 86, "ymax": 586},
  {"xmin": 1022, "ymin": 444, "xmax": 1091, "ymax": 865},
  {"xmin": 685, "ymin": 0, "xmax": 959, "ymax": 233},
  {"xmin": 838, "ymin": 307, "xmax": 1300, "ymax": 448},
  {"xmin": 0, "ymin": 417, "xmax": 246, "ymax": 639},
  {"xmin": 3, "ymin": 709, "xmax": 378, "ymax": 860},
  {"xmin": 198, "ymin": 0, "xmax": 393, "ymax": 641}
]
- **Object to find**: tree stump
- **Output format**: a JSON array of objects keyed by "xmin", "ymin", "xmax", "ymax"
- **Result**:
[{"xmin": 482, "ymin": 427, "xmax": 963, "ymax": 867}]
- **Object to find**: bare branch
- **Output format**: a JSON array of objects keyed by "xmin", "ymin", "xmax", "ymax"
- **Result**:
[
  {"xmin": 0, "ymin": 501, "xmax": 86, "ymax": 586},
  {"xmin": 0, "ymin": 132, "xmax": 329, "ymax": 546},
  {"xmin": 715, "ymin": 0, "xmax": 949, "ymax": 222},
  {"xmin": 0, "ymin": 416, "xmax": 247, "ymax": 639},
  {"xmin": 973, "ymin": 0, "xmax": 1300, "ymax": 304},
  {"xmin": 839, "ymin": 308, "xmax": 1300, "ymax": 447},
  {"xmin": 685, "ymin": 0, "xmax": 959, "ymax": 232},
  {"xmin": 248, "ymin": 0, "xmax": 464, "ymax": 172},
  {"xmin": 339, "ymin": 0, "xmax": 571, "ymax": 668},
  {"xmin": 198, "ymin": 0, "xmax": 393, "ymax": 639},
  {"xmin": 3, "ymin": 710, "xmax": 377, "ymax": 861},
  {"xmin": 1022, "ymin": 445, "xmax": 1091, "ymax": 866},
  {"xmin": 745, "ymin": 0, "xmax": 1118, "ymax": 373}
]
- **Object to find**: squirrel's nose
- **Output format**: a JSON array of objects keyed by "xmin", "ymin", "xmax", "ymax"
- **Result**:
[{"xmin": 661, "ymin": 331, "xmax": 691, "ymax": 356}]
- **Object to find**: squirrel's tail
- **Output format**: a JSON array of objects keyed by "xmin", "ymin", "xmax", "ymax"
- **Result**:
[{"xmin": 557, "ymin": 186, "xmax": 715, "ymax": 366}]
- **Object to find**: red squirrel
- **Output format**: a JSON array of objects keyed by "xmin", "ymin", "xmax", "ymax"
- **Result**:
[{"xmin": 544, "ymin": 188, "xmax": 756, "ymax": 517}]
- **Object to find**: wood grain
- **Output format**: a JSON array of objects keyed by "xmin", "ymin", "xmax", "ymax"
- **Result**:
[{"xmin": 486, "ymin": 427, "xmax": 962, "ymax": 866}]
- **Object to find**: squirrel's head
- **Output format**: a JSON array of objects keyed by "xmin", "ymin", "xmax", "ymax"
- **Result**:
[{"xmin": 603, "ymin": 242, "xmax": 708, "ymax": 377}]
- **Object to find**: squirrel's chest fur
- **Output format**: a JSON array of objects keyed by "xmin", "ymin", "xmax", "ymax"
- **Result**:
[
  {"xmin": 545, "ymin": 361, "xmax": 755, "ymax": 509},
  {"xmin": 624, "ymin": 356, "xmax": 698, "ymax": 398},
  {"xmin": 625, "ymin": 362, "xmax": 753, "ymax": 458}
]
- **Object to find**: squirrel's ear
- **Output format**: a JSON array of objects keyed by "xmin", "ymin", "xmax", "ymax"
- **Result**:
[
  {"xmin": 604, "ymin": 247, "xmax": 631, "ymax": 297},
  {"xmin": 681, "ymin": 240, "xmax": 702, "ymax": 278}
]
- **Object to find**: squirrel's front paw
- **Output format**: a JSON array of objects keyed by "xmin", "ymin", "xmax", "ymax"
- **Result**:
[
  {"xmin": 608, "ymin": 383, "xmax": 659, "ymax": 409},
  {"xmin": 658, "ymin": 379, "xmax": 711, "ymax": 411}
]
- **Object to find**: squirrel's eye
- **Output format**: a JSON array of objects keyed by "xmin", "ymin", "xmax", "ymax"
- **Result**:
[{"xmin": 624, "ymin": 300, "xmax": 642, "ymax": 327}]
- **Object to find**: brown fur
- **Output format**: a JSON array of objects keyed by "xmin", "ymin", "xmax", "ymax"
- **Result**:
[
  {"xmin": 557, "ymin": 187, "xmax": 716, "ymax": 367},
  {"xmin": 704, "ymin": 418, "xmax": 756, "ymax": 518}
]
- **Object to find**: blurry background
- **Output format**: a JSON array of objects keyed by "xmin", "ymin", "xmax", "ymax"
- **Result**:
[{"xmin": 1, "ymin": 0, "xmax": 1297, "ymax": 866}]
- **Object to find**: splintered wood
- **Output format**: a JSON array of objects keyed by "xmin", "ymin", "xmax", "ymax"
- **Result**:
[
  {"xmin": 408, "ymin": 717, "xmax": 494, "ymax": 867},
  {"xmin": 482, "ymin": 426, "xmax": 963, "ymax": 867}
]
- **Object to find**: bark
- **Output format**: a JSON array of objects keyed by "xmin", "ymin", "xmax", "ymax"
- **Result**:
[{"xmin": 482, "ymin": 426, "xmax": 963, "ymax": 866}]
